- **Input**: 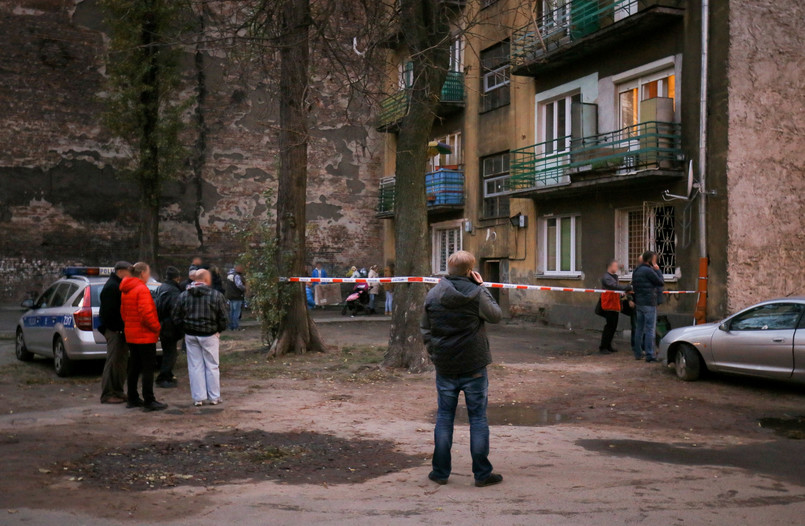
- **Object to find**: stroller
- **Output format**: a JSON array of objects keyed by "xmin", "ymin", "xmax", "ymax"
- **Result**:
[{"xmin": 341, "ymin": 282, "xmax": 370, "ymax": 317}]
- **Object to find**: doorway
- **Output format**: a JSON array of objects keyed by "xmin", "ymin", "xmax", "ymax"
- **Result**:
[{"xmin": 483, "ymin": 260, "xmax": 501, "ymax": 302}]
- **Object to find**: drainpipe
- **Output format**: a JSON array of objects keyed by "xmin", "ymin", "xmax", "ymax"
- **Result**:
[{"xmin": 697, "ymin": 0, "xmax": 709, "ymax": 258}]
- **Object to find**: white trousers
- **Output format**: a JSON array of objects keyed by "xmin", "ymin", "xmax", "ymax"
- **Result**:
[{"xmin": 185, "ymin": 334, "xmax": 221, "ymax": 403}]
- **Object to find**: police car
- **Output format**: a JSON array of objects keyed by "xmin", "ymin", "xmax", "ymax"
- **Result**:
[{"xmin": 15, "ymin": 267, "xmax": 162, "ymax": 377}]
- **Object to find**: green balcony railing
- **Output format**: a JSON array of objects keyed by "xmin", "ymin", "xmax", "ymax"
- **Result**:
[
  {"xmin": 511, "ymin": 0, "xmax": 672, "ymax": 68},
  {"xmin": 377, "ymin": 169, "xmax": 465, "ymax": 216},
  {"xmin": 377, "ymin": 71, "xmax": 465, "ymax": 129},
  {"xmin": 509, "ymin": 121, "xmax": 682, "ymax": 192}
]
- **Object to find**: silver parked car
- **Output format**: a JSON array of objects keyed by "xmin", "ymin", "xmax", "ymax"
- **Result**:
[
  {"xmin": 15, "ymin": 267, "xmax": 161, "ymax": 377},
  {"xmin": 660, "ymin": 297, "xmax": 805, "ymax": 383}
]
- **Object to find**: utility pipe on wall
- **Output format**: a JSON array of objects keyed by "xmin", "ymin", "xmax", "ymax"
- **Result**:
[{"xmin": 698, "ymin": 0, "xmax": 709, "ymax": 258}]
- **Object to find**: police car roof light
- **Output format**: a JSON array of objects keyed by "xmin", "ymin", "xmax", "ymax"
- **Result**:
[{"xmin": 62, "ymin": 266, "xmax": 114, "ymax": 277}]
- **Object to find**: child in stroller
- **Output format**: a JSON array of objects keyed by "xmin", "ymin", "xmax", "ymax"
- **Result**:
[{"xmin": 341, "ymin": 282, "xmax": 370, "ymax": 317}]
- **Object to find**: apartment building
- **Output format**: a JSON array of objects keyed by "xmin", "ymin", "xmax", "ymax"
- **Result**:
[{"xmin": 375, "ymin": 0, "xmax": 805, "ymax": 327}]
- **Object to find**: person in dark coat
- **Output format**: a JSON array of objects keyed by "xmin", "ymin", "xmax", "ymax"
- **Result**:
[
  {"xmin": 421, "ymin": 250, "xmax": 503, "ymax": 488},
  {"xmin": 631, "ymin": 251, "xmax": 665, "ymax": 362},
  {"xmin": 155, "ymin": 266, "xmax": 184, "ymax": 388},
  {"xmin": 599, "ymin": 259, "xmax": 631, "ymax": 354},
  {"xmin": 98, "ymin": 261, "xmax": 132, "ymax": 404}
]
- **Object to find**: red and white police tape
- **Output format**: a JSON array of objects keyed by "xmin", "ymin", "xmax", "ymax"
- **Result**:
[{"xmin": 280, "ymin": 276, "xmax": 698, "ymax": 295}]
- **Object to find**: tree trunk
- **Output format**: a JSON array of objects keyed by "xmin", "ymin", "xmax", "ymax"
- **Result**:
[
  {"xmin": 191, "ymin": 10, "xmax": 208, "ymax": 253},
  {"xmin": 270, "ymin": 0, "xmax": 325, "ymax": 356},
  {"xmin": 383, "ymin": 0, "xmax": 451, "ymax": 372},
  {"xmin": 137, "ymin": 2, "xmax": 161, "ymax": 265}
]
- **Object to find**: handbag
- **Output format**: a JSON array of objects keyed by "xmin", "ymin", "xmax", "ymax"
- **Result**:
[
  {"xmin": 601, "ymin": 291, "xmax": 621, "ymax": 312},
  {"xmin": 594, "ymin": 298, "xmax": 605, "ymax": 317}
]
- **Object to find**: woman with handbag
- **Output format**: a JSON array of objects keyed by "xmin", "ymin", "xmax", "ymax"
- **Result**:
[{"xmin": 597, "ymin": 259, "xmax": 632, "ymax": 354}]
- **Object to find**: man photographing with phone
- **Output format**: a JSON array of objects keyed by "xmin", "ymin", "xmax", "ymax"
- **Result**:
[{"xmin": 421, "ymin": 250, "xmax": 503, "ymax": 487}]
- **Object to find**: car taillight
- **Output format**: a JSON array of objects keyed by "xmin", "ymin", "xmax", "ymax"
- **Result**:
[{"xmin": 74, "ymin": 287, "xmax": 93, "ymax": 331}]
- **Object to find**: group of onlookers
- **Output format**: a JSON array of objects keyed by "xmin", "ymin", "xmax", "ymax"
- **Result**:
[
  {"xmin": 307, "ymin": 261, "xmax": 396, "ymax": 315},
  {"xmin": 598, "ymin": 251, "xmax": 665, "ymax": 362},
  {"xmin": 99, "ymin": 258, "xmax": 246, "ymax": 411}
]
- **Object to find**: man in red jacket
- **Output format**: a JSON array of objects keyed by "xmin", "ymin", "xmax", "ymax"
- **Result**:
[{"xmin": 120, "ymin": 262, "xmax": 167, "ymax": 412}]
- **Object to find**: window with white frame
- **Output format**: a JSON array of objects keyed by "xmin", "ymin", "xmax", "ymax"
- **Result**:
[
  {"xmin": 432, "ymin": 224, "xmax": 463, "ymax": 275},
  {"xmin": 449, "ymin": 36, "xmax": 463, "ymax": 73},
  {"xmin": 480, "ymin": 41, "xmax": 510, "ymax": 112},
  {"xmin": 428, "ymin": 132, "xmax": 463, "ymax": 172},
  {"xmin": 540, "ymin": 215, "xmax": 582, "ymax": 275},
  {"xmin": 540, "ymin": 92, "xmax": 581, "ymax": 155},
  {"xmin": 618, "ymin": 68, "xmax": 676, "ymax": 130},
  {"xmin": 398, "ymin": 60, "xmax": 413, "ymax": 90},
  {"xmin": 482, "ymin": 152, "xmax": 510, "ymax": 219},
  {"xmin": 615, "ymin": 205, "xmax": 677, "ymax": 277}
]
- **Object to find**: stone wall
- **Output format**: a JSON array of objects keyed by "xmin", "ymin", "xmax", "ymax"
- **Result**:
[
  {"xmin": 726, "ymin": 0, "xmax": 805, "ymax": 311},
  {"xmin": 0, "ymin": 0, "xmax": 384, "ymax": 299}
]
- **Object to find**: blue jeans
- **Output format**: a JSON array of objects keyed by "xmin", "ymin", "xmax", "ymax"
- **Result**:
[
  {"xmin": 228, "ymin": 300, "xmax": 243, "ymax": 330},
  {"xmin": 385, "ymin": 292, "xmax": 393, "ymax": 313},
  {"xmin": 633, "ymin": 305, "xmax": 657, "ymax": 360},
  {"xmin": 432, "ymin": 368, "xmax": 493, "ymax": 481}
]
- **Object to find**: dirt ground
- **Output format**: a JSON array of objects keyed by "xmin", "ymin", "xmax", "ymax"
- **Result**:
[{"xmin": 1, "ymin": 314, "xmax": 805, "ymax": 525}]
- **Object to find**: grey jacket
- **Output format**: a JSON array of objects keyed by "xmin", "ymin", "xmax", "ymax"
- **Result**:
[
  {"xmin": 602, "ymin": 272, "xmax": 631, "ymax": 292},
  {"xmin": 421, "ymin": 276, "xmax": 502, "ymax": 375},
  {"xmin": 631, "ymin": 264, "xmax": 665, "ymax": 307}
]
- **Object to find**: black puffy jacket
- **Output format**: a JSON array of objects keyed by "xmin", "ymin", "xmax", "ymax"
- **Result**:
[
  {"xmin": 631, "ymin": 264, "xmax": 665, "ymax": 307},
  {"xmin": 421, "ymin": 276, "xmax": 502, "ymax": 376}
]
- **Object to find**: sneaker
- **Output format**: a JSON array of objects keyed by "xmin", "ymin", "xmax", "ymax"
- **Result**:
[
  {"xmin": 101, "ymin": 396, "xmax": 126, "ymax": 404},
  {"xmin": 194, "ymin": 401, "xmax": 204, "ymax": 407},
  {"xmin": 646, "ymin": 357, "xmax": 658, "ymax": 363},
  {"xmin": 475, "ymin": 473, "xmax": 503, "ymax": 487},
  {"xmin": 598, "ymin": 349, "xmax": 612, "ymax": 355},
  {"xmin": 156, "ymin": 380, "xmax": 178, "ymax": 389},
  {"xmin": 143, "ymin": 400, "xmax": 168, "ymax": 412},
  {"xmin": 609, "ymin": 348, "xmax": 619, "ymax": 353},
  {"xmin": 428, "ymin": 472, "xmax": 448, "ymax": 485},
  {"xmin": 126, "ymin": 398, "xmax": 144, "ymax": 409},
  {"xmin": 210, "ymin": 399, "xmax": 222, "ymax": 406}
]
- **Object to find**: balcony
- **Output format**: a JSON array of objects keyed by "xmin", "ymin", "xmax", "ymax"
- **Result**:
[
  {"xmin": 376, "ymin": 169, "xmax": 465, "ymax": 218},
  {"xmin": 376, "ymin": 71, "xmax": 465, "ymax": 132},
  {"xmin": 510, "ymin": 0, "xmax": 684, "ymax": 77},
  {"xmin": 509, "ymin": 121, "xmax": 683, "ymax": 199}
]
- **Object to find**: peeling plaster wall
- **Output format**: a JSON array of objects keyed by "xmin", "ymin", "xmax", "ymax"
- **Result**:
[
  {"xmin": 0, "ymin": 1, "xmax": 383, "ymax": 298},
  {"xmin": 725, "ymin": 0, "xmax": 805, "ymax": 311}
]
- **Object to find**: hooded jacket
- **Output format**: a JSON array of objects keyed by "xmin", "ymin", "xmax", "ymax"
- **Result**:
[
  {"xmin": 224, "ymin": 269, "xmax": 246, "ymax": 301},
  {"xmin": 172, "ymin": 282, "xmax": 229, "ymax": 337},
  {"xmin": 421, "ymin": 276, "xmax": 502, "ymax": 375},
  {"xmin": 119, "ymin": 277, "xmax": 161, "ymax": 344},
  {"xmin": 155, "ymin": 279, "xmax": 184, "ymax": 340}
]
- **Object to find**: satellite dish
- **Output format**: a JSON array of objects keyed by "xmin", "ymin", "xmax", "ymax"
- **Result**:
[{"xmin": 661, "ymin": 160, "xmax": 695, "ymax": 202}]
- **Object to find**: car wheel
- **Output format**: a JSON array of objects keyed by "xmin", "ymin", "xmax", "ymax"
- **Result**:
[
  {"xmin": 53, "ymin": 337, "xmax": 73, "ymax": 377},
  {"xmin": 675, "ymin": 343, "xmax": 702, "ymax": 381},
  {"xmin": 15, "ymin": 329, "xmax": 34, "ymax": 362}
]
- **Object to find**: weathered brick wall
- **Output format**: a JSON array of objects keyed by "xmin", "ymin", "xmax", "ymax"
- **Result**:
[
  {"xmin": 726, "ymin": 0, "xmax": 805, "ymax": 311},
  {"xmin": 0, "ymin": 1, "xmax": 384, "ymax": 299}
]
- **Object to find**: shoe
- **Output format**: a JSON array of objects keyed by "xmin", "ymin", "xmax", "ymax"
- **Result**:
[
  {"xmin": 156, "ymin": 380, "xmax": 178, "ymax": 389},
  {"xmin": 475, "ymin": 474, "xmax": 503, "ymax": 487},
  {"xmin": 126, "ymin": 398, "xmax": 144, "ymax": 408},
  {"xmin": 609, "ymin": 348, "xmax": 619, "ymax": 353},
  {"xmin": 143, "ymin": 400, "xmax": 168, "ymax": 412},
  {"xmin": 194, "ymin": 401, "xmax": 204, "ymax": 407},
  {"xmin": 210, "ymin": 399, "xmax": 222, "ymax": 406},
  {"xmin": 598, "ymin": 349, "xmax": 612, "ymax": 355},
  {"xmin": 428, "ymin": 472, "xmax": 448, "ymax": 485},
  {"xmin": 646, "ymin": 357, "xmax": 658, "ymax": 363},
  {"xmin": 101, "ymin": 396, "xmax": 126, "ymax": 404}
]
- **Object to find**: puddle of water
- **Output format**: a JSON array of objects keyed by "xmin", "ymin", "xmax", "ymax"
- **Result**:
[
  {"xmin": 759, "ymin": 416, "xmax": 805, "ymax": 439},
  {"xmin": 448, "ymin": 403, "xmax": 565, "ymax": 427}
]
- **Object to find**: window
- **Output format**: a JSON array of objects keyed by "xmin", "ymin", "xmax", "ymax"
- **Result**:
[
  {"xmin": 428, "ymin": 132, "xmax": 463, "ymax": 172},
  {"xmin": 36, "ymin": 284, "xmax": 60, "ymax": 309},
  {"xmin": 449, "ymin": 37, "xmax": 463, "ymax": 73},
  {"xmin": 50, "ymin": 283, "xmax": 76, "ymax": 308},
  {"xmin": 433, "ymin": 225, "xmax": 463, "ymax": 275},
  {"xmin": 730, "ymin": 303, "xmax": 804, "ymax": 331},
  {"xmin": 616, "ymin": 204, "xmax": 677, "ymax": 276},
  {"xmin": 541, "ymin": 215, "xmax": 581, "ymax": 275},
  {"xmin": 398, "ymin": 60, "xmax": 413, "ymax": 90},
  {"xmin": 541, "ymin": 93, "xmax": 580, "ymax": 155},
  {"xmin": 480, "ymin": 41, "xmax": 510, "ymax": 112},
  {"xmin": 482, "ymin": 152, "xmax": 510, "ymax": 218},
  {"xmin": 618, "ymin": 69, "xmax": 676, "ymax": 130}
]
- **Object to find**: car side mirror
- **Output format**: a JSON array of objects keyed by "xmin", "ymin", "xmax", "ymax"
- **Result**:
[
  {"xmin": 718, "ymin": 322, "xmax": 729, "ymax": 332},
  {"xmin": 21, "ymin": 299, "xmax": 34, "ymax": 309}
]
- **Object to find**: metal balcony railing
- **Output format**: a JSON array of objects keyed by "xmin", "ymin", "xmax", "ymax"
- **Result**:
[
  {"xmin": 511, "ymin": 0, "xmax": 673, "ymax": 68},
  {"xmin": 376, "ymin": 169, "xmax": 465, "ymax": 216},
  {"xmin": 377, "ymin": 71, "xmax": 465, "ymax": 129},
  {"xmin": 509, "ymin": 121, "xmax": 682, "ymax": 192}
]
